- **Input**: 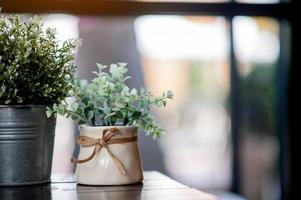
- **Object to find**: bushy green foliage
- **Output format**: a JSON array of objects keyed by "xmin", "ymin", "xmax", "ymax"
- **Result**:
[
  {"xmin": 0, "ymin": 14, "xmax": 78, "ymax": 105},
  {"xmin": 47, "ymin": 63, "xmax": 174, "ymax": 138}
]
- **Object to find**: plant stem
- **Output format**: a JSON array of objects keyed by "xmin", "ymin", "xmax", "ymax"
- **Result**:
[{"xmin": 66, "ymin": 110, "xmax": 91, "ymax": 125}]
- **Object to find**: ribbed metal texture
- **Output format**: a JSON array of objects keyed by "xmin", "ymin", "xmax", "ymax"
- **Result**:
[{"xmin": 0, "ymin": 105, "xmax": 56, "ymax": 186}]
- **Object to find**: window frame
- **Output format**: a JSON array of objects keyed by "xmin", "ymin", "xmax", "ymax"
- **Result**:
[{"xmin": 0, "ymin": 1, "xmax": 294, "ymax": 17}]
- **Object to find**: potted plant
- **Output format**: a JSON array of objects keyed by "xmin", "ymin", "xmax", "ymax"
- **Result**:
[
  {"xmin": 47, "ymin": 63, "xmax": 174, "ymax": 185},
  {"xmin": 0, "ymin": 14, "xmax": 78, "ymax": 185}
]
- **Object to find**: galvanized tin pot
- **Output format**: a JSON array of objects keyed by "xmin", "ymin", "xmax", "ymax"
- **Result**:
[{"xmin": 0, "ymin": 105, "xmax": 56, "ymax": 186}]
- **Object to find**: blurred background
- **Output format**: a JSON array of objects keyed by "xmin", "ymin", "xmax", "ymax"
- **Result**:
[
  {"xmin": 47, "ymin": 14, "xmax": 282, "ymax": 200},
  {"xmin": 1, "ymin": 0, "xmax": 296, "ymax": 199}
]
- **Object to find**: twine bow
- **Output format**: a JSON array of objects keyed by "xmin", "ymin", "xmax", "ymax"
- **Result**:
[{"xmin": 71, "ymin": 128, "xmax": 137, "ymax": 176}]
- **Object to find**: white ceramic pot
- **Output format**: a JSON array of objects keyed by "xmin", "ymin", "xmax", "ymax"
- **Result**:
[{"xmin": 75, "ymin": 125, "xmax": 143, "ymax": 185}]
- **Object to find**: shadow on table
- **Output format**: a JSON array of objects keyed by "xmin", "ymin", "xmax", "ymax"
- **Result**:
[
  {"xmin": 76, "ymin": 183, "xmax": 143, "ymax": 200},
  {"xmin": 0, "ymin": 183, "xmax": 144, "ymax": 200},
  {"xmin": 0, "ymin": 184, "xmax": 52, "ymax": 200}
]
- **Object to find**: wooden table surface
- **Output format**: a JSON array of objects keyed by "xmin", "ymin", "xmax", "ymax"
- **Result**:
[{"xmin": 0, "ymin": 171, "xmax": 216, "ymax": 200}]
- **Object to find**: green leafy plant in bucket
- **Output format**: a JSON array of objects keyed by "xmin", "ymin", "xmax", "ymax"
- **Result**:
[
  {"xmin": 0, "ymin": 13, "xmax": 79, "ymax": 105},
  {"xmin": 47, "ymin": 63, "xmax": 174, "ymax": 138}
]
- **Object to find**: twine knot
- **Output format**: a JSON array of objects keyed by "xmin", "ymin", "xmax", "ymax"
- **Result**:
[{"xmin": 71, "ymin": 128, "xmax": 137, "ymax": 176}]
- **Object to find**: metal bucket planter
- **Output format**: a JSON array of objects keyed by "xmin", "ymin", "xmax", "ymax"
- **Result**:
[{"xmin": 0, "ymin": 105, "xmax": 56, "ymax": 186}]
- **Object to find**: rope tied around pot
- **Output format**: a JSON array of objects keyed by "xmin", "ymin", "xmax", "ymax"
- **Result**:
[{"xmin": 71, "ymin": 128, "xmax": 137, "ymax": 176}]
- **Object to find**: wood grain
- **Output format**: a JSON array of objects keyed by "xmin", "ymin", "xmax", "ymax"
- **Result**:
[{"xmin": 0, "ymin": 171, "xmax": 216, "ymax": 200}]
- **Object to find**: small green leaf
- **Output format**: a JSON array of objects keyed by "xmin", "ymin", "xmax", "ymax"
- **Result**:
[
  {"xmin": 46, "ymin": 110, "xmax": 53, "ymax": 118},
  {"xmin": 167, "ymin": 90, "xmax": 174, "ymax": 98},
  {"xmin": 112, "ymin": 107, "xmax": 121, "ymax": 111},
  {"xmin": 87, "ymin": 111, "xmax": 94, "ymax": 121},
  {"xmin": 114, "ymin": 101, "xmax": 125, "ymax": 108},
  {"xmin": 71, "ymin": 102, "xmax": 78, "ymax": 111},
  {"xmin": 104, "ymin": 112, "xmax": 116, "ymax": 119},
  {"xmin": 96, "ymin": 63, "xmax": 107, "ymax": 71}
]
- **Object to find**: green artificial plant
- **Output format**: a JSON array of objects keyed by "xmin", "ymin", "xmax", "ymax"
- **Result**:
[{"xmin": 47, "ymin": 63, "xmax": 174, "ymax": 138}]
